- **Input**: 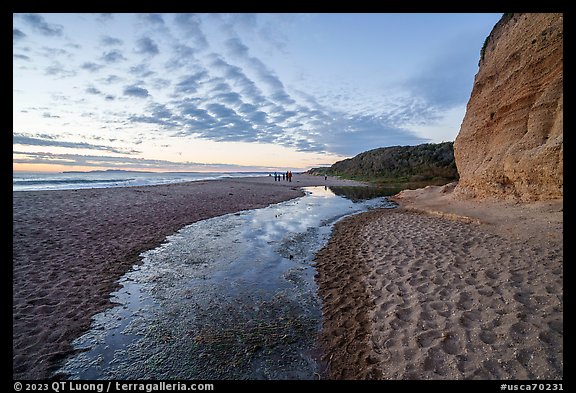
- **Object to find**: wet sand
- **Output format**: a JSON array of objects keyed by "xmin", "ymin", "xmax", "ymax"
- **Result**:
[
  {"xmin": 314, "ymin": 184, "xmax": 563, "ymax": 379},
  {"xmin": 12, "ymin": 174, "xmax": 363, "ymax": 380}
]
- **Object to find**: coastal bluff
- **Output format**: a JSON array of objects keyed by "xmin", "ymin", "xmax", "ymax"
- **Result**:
[
  {"xmin": 454, "ymin": 13, "xmax": 563, "ymax": 201},
  {"xmin": 308, "ymin": 142, "xmax": 458, "ymax": 183}
]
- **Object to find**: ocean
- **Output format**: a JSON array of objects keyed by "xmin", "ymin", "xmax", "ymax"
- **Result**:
[{"xmin": 12, "ymin": 171, "xmax": 269, "ymax": 192}]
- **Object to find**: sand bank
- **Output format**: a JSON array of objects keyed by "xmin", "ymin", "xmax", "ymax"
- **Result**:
[
  {"xmin": 314, "ymin": 184, "xmax": 562, "ymax": 379},
  {"xmin": 12, "ymin": 174, "xmax": 363, "ymax": 380}
]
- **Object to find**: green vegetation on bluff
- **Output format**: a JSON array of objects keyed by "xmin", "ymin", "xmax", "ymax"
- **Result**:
[{"xmin": 308, "ymin": 142, "xmax": 459, "ymax": 186}]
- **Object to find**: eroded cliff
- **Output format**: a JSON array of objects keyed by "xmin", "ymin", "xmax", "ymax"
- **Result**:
[{"xmin": 454, "ymin": 13, "xmax": 563, "ymax": 201}]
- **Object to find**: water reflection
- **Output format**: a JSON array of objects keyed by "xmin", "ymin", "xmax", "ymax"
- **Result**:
[
  {"xmin": 58, "ymin": 187, "xmax": 395, "ymax": 380},
  {"xmin": 328, "ymin": 186, "xmax": 398, "ymax": 201}
]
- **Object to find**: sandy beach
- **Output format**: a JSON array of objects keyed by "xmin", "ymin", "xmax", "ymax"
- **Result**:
[
  {"xmin": 314, "ymin": 185, "xmax": 563, "ymax": 379},
  {"xmin": 12, "ymin": 174, "xmax": 363, "ymax": 380}
]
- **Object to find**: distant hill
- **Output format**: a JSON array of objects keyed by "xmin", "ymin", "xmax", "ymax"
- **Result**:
[
  {"xmin": 62, "ymin": 169, "xmax": 154, "ymax": 174},
  {"xmin": 308, "ymin": 142, "xmax": 459, "ymax": 183}
]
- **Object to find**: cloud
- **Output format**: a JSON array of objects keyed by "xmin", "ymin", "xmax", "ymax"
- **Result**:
[
  {"xmin": 129, "ymin": 103, "xmax": 182, "ymax": 128},
  {"xmin": 152, "ymin": 78, "xmax": 171, "ymax": 89},
  {"xmin": 96, "ymin": 13, "xmax": 114, "ymax": 23},
  {"xmin": 225, "ymin": 37, "xmax": 250, "ymax": 58},
  {"xmin": 101, "ymin": 35, "xmax": 123, "ymax": 46},
  {"xmin": 185, "ymin": 103, "xmax": 258, "ymax": 142},
  {"xmin": 129, "ymin": 63, "xmax": 155, "ymax": 77},
  {"xmin": 229, "ymin": 13, "xmax": 258, "ymax": 31},
  {"xmin": 123, "ymin": 85, "xmax": 150, "ymax": 98},
  {"xmin": 86, "ymin": 87, "xmax": 102, "ymax": 95},
  {"xmin": 257, "ymin": 22, "xmax": 289, "ymax": 55},
  {"xmin": 13, "ymin": 150, "xmax": 266, "ymax": 171},
  {"xmin": 270, "ymin": 109, "xmax": 297, "ymax": 124},
  {"xmin": 174, "ymin": 71, "xmax": 208, "ymax": 94},
  {"xmin": 147, "ymin": 103, "xmax": 174, "ymax": 119},
  {"xmin": 13, "ymin": 133, "xmax": 139, "ymax": 154},
  {"xmin": 208, "ymin": 56, "xmax": 267, "ymax": 104},
  {"xmin": 14, "ymin": 54, "xmax": 30, "ymax": 61},
  {"xmin": 12, "ymin": 13, "xmax": 457, "ymax": 165},
  {"xmin": 174, "ymin": 13, "xmax": 208, "ymax": 50},
  {"xmin": 39, "ymin": 47, "xmax": 70, "ymax": 58},
  {"xmin": 101, "ymin": 74, "xmax": 122, "ymax": 84},
  {"xmin": 247, "ymin": 111, "xmax": 268, "ymax": 125},
  {"xmin": 42, "ymin": 112, "xmax": 60, "ymax": 118},
  {"xmin": 250, "ymin": 61, "xmax": 293, "ymax": 104},
  {"xmin": 237, "ymin": 103, "xmax": 257, "ymax": 114},
  {"xmin": 224, "ymin": 37, "xmax": 295, "ymax": 105},
  {"xmin": 177, "ymin": 99, "xmax": 216, "ymax": 124},
  {"xmin": 207, "ymin": 79, "xmax": 231, "ymax": 93},
  {"xmin": 20, "ymin": 14, "xmax": 63, "ymax": 37},
  {"xmin": 44, "ymin": 62, "xmax": 77, "ymax": 78},
  {"xmin": 81, "ymin": 62, "xmax": 104, "ymax": 72},
  {"xmin": 165, "ymin": 44, "xmax": 196, "ymax": 70},
  {"xmin": 383, "ymin": 98, "xmax": 442, "ymax": 127},
  {"xmin": 101, "ymin": 49, "xmax": 127, "ymax": 63},
  {"xmin": 140, "ymin": 13, "xmax": 165, "ymax": 26},
  {"xmin": 214, "ymin": 92, "xmax": 243, "ymax": 106},
  {"xmin": 180, "ymin": 105, "xmax": 211, "ymax": 120},
  {"xmin": 205, "ymin": 103, "xmax": 239, "ymax": 119},
  {"xmin": 135, "ymin": 37, "xmax": 159, "ymax": 56},
  {"xmin": 13, "ymin": 28, "xmax": 26, "ymax": 41},
  {"xmin": 169, "ymin": 79, "xmax": 429, "ymax": 156}
]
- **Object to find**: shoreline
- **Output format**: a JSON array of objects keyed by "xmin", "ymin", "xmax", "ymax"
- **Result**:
[
  {"xmin": 314, "ymin": 185, "xmax": 563, "ymax": 379},
  {"xmin": 12, "ymin": 174, "xmax": 364, "ymax": 380}
]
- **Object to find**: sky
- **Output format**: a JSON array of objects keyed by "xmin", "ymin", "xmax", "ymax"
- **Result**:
[{"xmin": 13, "ymin": 13, "xmax": 502, "ymax": 173}]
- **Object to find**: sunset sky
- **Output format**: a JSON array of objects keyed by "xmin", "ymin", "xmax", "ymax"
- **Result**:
[{"xmin": 13, "ymin": 13, "xmax": 502, "ymax": 173}]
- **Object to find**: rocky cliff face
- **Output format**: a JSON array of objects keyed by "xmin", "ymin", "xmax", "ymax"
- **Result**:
[
  {"xmin": 454, "ymin": 13, "xmax": 563, "ymax": 201},
  {"xmin": 309, "ymin": 142, "xmax": 458, "ymax": 182}
]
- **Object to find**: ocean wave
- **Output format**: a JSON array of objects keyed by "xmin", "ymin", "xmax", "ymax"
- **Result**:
[
  {"xmin": 13, "ymin": 172, "xmax": 269, "ymax": 191},
  {"xmin": 13, "ymin": 178, "xmax": 134, "ymax": 185}
]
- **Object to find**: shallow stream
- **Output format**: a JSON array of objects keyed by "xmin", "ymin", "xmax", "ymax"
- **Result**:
[{"xmin": 59, "ymin": 186, "xmax": 395, "ymax": 379}]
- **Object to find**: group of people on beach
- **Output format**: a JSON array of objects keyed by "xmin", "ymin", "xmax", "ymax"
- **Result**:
[{"xmin": 272, "ymin": 171, "xmax": 293, "ymax": 182}]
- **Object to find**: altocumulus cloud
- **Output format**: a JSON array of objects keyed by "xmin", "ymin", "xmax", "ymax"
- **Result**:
[
  {"xmin": 44, "ymin": 62, "xmax": 76, "ymax": 78},
  {"xmin": 101, "ymin": 49, "xmax": 127, "ymax": 63},
  {"xmin": 81, "ymin": 62, "xmax": 104, "ymax": 72},
  {"xmin": 14, "ymin": 54, "xmax": 30, "ymax": 61},
  {"xmin": 123, "ymin": 85, "xmax": 150, "ymax": 98},
  {"xmin": 101, "ymin": 35, "xmax": 123, "ymax": 46},
  {"xmin": 14, "ymin": 13, "xmax": 480, "ymax": 165},
  {"xmin": 86, "ymin": 87, "xmax": 102, "ymax": 95},
  {"xmin": 174, "ymin": 13, "xmax": 208, "ymax": 50},
  {"xmin": 13, "ymin": 133, "xmax": 139, "ymax": 154},
  {"xmin": 135, "ymin": 37, "xmax": 159, "ymax": 56},
  {"xmin": 13, "ymin": 28, "xmax": 26, "ymax": 41},
  {"xmin": 20, "ymin": 13, "xmax": 63, "ymax": 36},
  {"xmin": 141, "ymin": 13, "xmax": 165, "ymax": 26},
  {"xmin": 13, "ymin": 151, "xmax": 259, "ymax": 171}
]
